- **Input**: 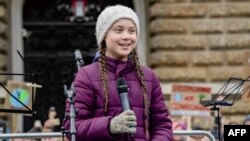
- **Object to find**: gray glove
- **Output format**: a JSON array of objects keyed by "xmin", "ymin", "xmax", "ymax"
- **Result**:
[{"xmin": 109, "ymin": 110, "xmax": 137, "ymax": 134}]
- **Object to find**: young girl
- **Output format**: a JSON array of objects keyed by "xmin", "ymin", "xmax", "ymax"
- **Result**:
[{"xmin": 63, "ymin": 5, "xmax": 173, "ymax": 141}]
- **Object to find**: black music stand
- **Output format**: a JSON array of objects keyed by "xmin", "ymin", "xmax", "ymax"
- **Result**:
[
  {"xmin": 0, "ymin": 50, "xmax": 37, "ymax": 115},
  {"xmin": 200, "ymin": 75, "xmax": 250, "ymax": 141}
]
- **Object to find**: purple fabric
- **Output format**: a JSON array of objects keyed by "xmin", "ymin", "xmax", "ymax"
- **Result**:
[{"xmin": 63, "ymin": 57, "xmax": 173, "ymax": 141}]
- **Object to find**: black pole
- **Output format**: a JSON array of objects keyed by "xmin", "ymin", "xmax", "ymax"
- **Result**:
[
  {"xmin": 211, "ymin": 105, "xmax": 221, "ymax": 141},
  {"xmin": 62, "ymin": 49, "xmax": 84, "ymax": 141},
  {"xmin": 217, "ymin": 108, "xmax": 221, "ymax": 141}
]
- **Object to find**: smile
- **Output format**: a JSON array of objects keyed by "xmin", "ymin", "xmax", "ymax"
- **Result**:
[{"xmin": 119, "ymin": 44, "xmax": 130, "ymax": 47}]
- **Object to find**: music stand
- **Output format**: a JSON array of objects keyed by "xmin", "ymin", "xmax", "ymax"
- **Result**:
[
  {"xmin": 199, "ymin": 75, "xmax": 250, "ymax": 141},
  {"xmin": 0, "ymin": 50, "xmax": 38, "ymax": 115}
]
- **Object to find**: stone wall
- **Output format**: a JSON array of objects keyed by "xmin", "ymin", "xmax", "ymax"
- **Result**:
[
  {"xmin": 148, "ymin": 0, "xmax": 250, "ymax": 128},
  {"xmin": 0, "ymin": 0, "xmax": 8, "ymax": 83}
]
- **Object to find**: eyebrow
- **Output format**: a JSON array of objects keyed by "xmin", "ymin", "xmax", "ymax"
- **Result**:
[{"xmin": 113, "ymin": 25, "xmax": 135, "ymax": 29}]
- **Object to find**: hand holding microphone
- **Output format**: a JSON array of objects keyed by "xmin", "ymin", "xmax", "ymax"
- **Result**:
[
  {"xmin": 109, "ymin": 77, "xmax": 137, "ymax": 135},
  {"xmin": 109, "ymin": 110, "xmax": 137, "ymax": 134}
]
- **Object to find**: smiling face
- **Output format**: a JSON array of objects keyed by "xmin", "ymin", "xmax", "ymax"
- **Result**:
[{"xmin": 104, "ymin": 18, "xmax": 137, "ymax": 61}]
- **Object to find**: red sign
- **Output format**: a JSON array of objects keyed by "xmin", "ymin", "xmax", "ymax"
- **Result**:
[{"xmin": 170, "ymin": 84, "xmax": 212, "ymax": 116}]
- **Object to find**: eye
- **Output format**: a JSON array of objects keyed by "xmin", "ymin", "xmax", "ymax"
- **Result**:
[
  {"xmin": 113, "ymin": 27, "xmax": 123, "ymax": 33},
  {"xmin": 129, "ymin": 28, "xmax": 136, "ymax": 34}
]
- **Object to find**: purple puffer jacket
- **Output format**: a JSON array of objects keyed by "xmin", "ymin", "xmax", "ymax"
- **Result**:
[{"xmin": 63, "ymin": 57, "xmax": 173, "ymax": 141}]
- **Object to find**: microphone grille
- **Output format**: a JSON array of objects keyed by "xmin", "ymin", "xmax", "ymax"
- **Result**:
[
  {"xmin": 74, "ymin": 49, "xmax": 82, "ymax": 60},
  {"xmin": 116, "ymin": 77, "xmax": 128, "ymax": 93}
]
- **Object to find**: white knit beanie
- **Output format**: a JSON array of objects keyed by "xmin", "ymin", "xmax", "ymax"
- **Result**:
[{"xmin": 96, "ymin": 5, "xmax": 139, "ymax": 46}]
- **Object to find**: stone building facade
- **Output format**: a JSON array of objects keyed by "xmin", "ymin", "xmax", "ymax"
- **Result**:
[
  {"xmin": 0, "ymin": 0, "xmax": 8, "ymax": 84},
  {"xmin": 149, "ymin": 0, "xmax": 250, "ymax": 127}
]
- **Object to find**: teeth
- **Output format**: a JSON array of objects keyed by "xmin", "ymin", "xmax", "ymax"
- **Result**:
[
  {"xmin": 119, "ymin": 44, "xmax": 131, "ymax": 47},
  {"xmin": 121, "ymin": 45, "xmax": 128, "ymax": 47}
]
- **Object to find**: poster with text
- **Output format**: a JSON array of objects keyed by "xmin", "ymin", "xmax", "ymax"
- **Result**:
[{"xmin": 170, "ymin": 84, "xmax": 212, "ymax": 116}]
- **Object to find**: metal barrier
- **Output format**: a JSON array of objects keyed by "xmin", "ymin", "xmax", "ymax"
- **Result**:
[
  {"xmin": 174, "ymin": 130, "xmax": 216, "ymax": 141},
  {"xmin": 0, "ymin": 130, "xmax": 216, "ymax": 141},
  {"xmin": 0, "ymin": 132, "xmax": 62, "ymax": 139}
]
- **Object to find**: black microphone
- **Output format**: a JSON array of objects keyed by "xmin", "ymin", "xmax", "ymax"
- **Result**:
[
  {"xmin": 117, "ymin": 78, "xmax": 135, "ymax": 138},
  {"xmin": 116, "ymin": 77, "xmax": 130, "ymax": 111},
  {"xmin": 74, "ymin": 49, "xmax": 84, "ymax": 70}
]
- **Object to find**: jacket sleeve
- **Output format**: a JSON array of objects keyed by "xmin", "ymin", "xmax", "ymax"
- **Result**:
[
  {"xmin": 149, "ymin": 73, "xmax": 173, "ymax": 141},
  {"xmin": 63, "ymin": 68, "xmax": 114, "ymax": 140}
]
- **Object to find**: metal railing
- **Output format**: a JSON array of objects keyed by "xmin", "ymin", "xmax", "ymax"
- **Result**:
[
  {"xmin": 0, "ymin": 132, "xmax": 62, "ymax": 139},
  {"xmin": 174, "ymin": 130, "xmax": 216, "ymax": 141},
  {"xmin": 0, "ymin": 130, "xmax": 216, "ymax": 141}
]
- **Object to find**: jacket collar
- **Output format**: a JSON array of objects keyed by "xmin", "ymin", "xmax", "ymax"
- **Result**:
[{"xmin": 105, "ymin": 56, "xmax": 134, "ymax": 77}]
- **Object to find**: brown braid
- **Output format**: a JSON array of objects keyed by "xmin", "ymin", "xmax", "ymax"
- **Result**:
[
  {"xmin": 98, "ymin": 42, "xmax": 149, "ymax": 114},
  {"xmin": 131, "ymin": 50, "xmax": 150, "ymax": 115},
  {"xmin": 98, "ymin": 42, "xmax": 109, "ymax": 112}
]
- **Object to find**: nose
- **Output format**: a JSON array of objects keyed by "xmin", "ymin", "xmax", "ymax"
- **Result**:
[{"xmin": 121, "ymin": 31, "xmax": 130, "ymax": 40}]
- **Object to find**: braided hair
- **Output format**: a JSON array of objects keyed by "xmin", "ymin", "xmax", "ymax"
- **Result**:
[{"xmin": 98, "ymin": 42, "xmax": 149, "ymax": 115}]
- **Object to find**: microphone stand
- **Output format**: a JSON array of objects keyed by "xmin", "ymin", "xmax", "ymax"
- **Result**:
[
  {"xmin": 62, "ymin": 49, "xmax": 84, "ymax": 141},
  {"xmin": 64, "ymin": 85, "xmax": 76, "ymax": 141}
]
